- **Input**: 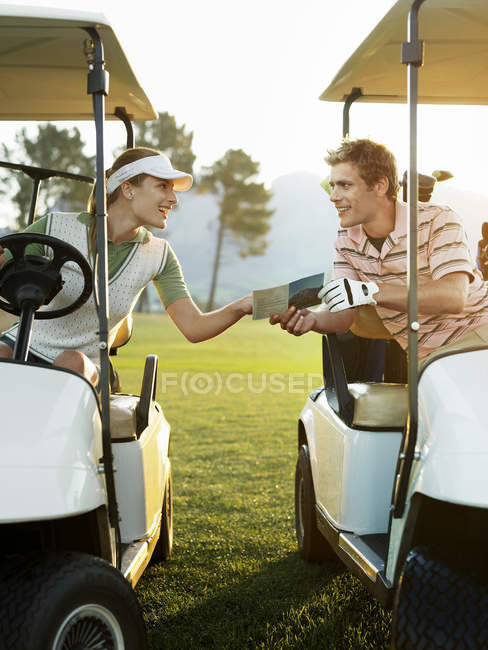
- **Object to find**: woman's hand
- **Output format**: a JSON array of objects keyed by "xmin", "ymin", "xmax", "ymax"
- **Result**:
[{"xmin": 238, "ymin": 294, "xmax": 253, "ymax": 316}]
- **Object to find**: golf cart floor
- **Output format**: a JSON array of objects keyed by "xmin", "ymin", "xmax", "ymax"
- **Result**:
[
  {"xmin": 339, "ymin": 532, "xmax": 388, "ymax": 576},
  {"xmin": 120, "ymin": 540, "xmax": 149, "ymax": 585}
]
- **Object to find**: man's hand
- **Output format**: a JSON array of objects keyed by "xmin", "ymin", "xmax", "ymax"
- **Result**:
[
  {"xmin": 319, "ymin": 278, "xmax": 379, "ymax": 312},
  {"xmin": 269, "ymin": 306, "xmax": 316, "ymax": 336}
]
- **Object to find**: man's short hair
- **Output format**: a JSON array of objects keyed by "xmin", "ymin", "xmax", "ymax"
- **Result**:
[{"xmin": 325, "ymin": 139, "xmax": 399, "ymax": 201}]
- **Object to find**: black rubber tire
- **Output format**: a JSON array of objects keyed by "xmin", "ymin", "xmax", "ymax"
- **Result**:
[
  {"xmin": 295, "ymin": 444, "xmax": 335, "ymax": 562},
  {"xmin": 392, "ymin": 546, "xmax": 488, "ymax": 650},
  {"xmin": 0, "ymin": 552, "xmax": 147, "ymax": 650},
  {"xmin": 150, "ymin": 464, "xmax": 173, "ymax": 564}
]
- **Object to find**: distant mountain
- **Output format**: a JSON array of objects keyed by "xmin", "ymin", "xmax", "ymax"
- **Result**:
[{"xmin": 159, "ymin": 171, "xmax": 338, "ymax": 306}]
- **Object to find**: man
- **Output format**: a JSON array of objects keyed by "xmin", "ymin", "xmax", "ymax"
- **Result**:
[{"xmin": 271, "ymin": 139, "xmax": 488, "ymax": 362}]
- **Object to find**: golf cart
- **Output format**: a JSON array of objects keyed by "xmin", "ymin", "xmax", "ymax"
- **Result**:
[
  {"xmin": 295, "ymin": 1, "xmax": 488, "ymax": 648},
  {"xmin": 0, "ymin": 7, "xmax": 172, "ymax": 648}
]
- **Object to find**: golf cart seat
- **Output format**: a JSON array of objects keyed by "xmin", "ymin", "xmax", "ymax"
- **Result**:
[
  {"xmin": 347, "ymin": 382, "xmax": 407, "ymax": 428},
  {"xmin": 110, "ymin": 394, "xmax": 140, "ymax": 441},
  {"xmin": 0, "ymin": 312, "xmax": 17, "ymax": 332},
  {"xmin": 323, "ymin": 334, "xmax": 407, "ymax": 430},
  {"xmin": 340, "ymin": 306, "xmax": 407, "ymax": 384},
  {"xmin": 110, "ymin": 314, "xmax": 133, "ymax": 355},
  {"xmin": 110, "ymin": 354, "xmax": 158, "ymax": 441}
]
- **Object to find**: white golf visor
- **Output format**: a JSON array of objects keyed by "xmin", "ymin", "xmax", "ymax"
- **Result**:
[{"xmin": 106, "ymin": 154, "xmax": 193, "ymax": 194}]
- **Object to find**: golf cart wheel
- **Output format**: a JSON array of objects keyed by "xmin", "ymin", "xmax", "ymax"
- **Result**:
[
  {"xmin": 392, "ymin": 546, "xmax": 488, "ymax": 650},
  {"xmin": 295, "ymin": 444, "xmax": 335, "ymax": 562},
  {"xmin": 150, "ymin": 464, "xmax": 173, "ymax": 564},
  {"xmin": 0, "ymin": 552, "xmax": 147, "ymax": 650}
]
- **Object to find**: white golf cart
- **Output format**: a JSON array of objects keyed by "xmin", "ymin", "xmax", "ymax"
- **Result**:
[
  {"xmin": 0, "ymin": 7, "xmax": 172, "ymax": 648},
  {"xmin": 295, "ymin": 1, "xmax": 488, "ymax": 648}
]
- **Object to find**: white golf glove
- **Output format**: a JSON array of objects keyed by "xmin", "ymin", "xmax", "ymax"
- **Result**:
[{"xmin": 318, "ymin": 278, "xmax": 379, "ymax": 312}]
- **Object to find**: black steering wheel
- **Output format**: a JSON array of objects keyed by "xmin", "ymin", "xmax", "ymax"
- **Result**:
[{"xmin": 0, "ymin": 233, "xmax": 93, "ymax": 319}]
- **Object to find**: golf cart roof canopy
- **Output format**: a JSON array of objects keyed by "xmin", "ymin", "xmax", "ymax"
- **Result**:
[
  {"xmin": 0, "ymin": 4, "xmax": 157, "ymax": 121},
  {"xmin": 320, "ymin": 0, "xmax": 488, "ymax": 106}
]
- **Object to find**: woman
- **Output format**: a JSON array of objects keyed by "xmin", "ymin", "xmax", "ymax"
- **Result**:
[{"xmin": 0, "ymin": 147, "xmax": 252, "ymax": 388}]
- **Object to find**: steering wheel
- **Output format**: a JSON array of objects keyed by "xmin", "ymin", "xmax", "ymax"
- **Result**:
[{"xmin": 0, "ymin": 233, "xmax": 93, "ymax": 319}]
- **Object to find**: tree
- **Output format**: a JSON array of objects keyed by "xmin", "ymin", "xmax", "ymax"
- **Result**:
[
  {"xmin": 2, "ymin": 124, "xmax": 95, "ymax": 228},
  {"xmin": 134, "ymin": 112, "xmax": 196, "ymax": 174},
  {"xmin": 198, "ymin": 149, "xmax": 274, "ymax": 311}
]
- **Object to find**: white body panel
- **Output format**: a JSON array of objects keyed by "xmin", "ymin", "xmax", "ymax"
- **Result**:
[
  {"xmin": 416, "ymin": 350, "xmax": 488, "ymax": 506},
  {"xmin": 0, "ymin": 362, "xmax": 105, "ymax": 522},
  {"xmin": 303, "ymin": 391, "xmax": 401, "ymax": 535},
  {"xmin": 386, "ymin": 351, "xmax": 488, "ymax": 581},
  {"xmin": 113, "ymin": 403, "xmax": 170, "ymax": 543}
]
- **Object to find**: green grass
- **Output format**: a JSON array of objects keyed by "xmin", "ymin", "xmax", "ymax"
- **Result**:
[{"xmin": 115, "ymin": 314, "xmax": 391, "ymax": 649}]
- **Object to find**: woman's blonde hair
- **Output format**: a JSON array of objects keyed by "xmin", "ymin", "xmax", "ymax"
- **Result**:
[{"xmin": 87, "ymin": 146, "xmax": 161, "ymax": 254}]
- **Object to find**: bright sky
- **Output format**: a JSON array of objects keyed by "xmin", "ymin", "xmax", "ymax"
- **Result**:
[{"xmin": 2, "ymin": 0, "xmax": 488, "ymax": 195}]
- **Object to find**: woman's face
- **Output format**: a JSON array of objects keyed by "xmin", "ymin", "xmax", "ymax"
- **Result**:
[{"xmin": 129, "ymin": 175, "xmax": 178, "ymax": 229}]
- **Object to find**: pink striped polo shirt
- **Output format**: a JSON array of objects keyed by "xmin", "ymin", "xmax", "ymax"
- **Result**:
[{"xmin": 333, "ymin": 200, "xmax": 488, "ymax": 358}]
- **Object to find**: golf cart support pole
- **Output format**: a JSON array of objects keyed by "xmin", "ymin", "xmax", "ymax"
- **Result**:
[
  {"xmin": 13, "ymin": 301, "xmax": 36, "ymax": 361},
  {"xmin": 28, "ymin": 177, "xmax": 41, "ymax": 226},
  {"xmin": 25, "ymin": 168, "xmax": 95, "ymax": 226},
  {"xmin": 393, "ymin": 0, "xmax": 426, "ymax": 518},
  {"xmin": 115, "ymin": 106, "xmax": 135, "ymax": 148},
  {"xmin": 84, "ymin": 27, "xmax": 121, "ymax": 561},
  {"xmin": 342, "ymin": 87, "xmax": 362, "ymax": 138},
  {"xmin": 0, "ymin": 163, "xmax": 93, "ymax": 227}
]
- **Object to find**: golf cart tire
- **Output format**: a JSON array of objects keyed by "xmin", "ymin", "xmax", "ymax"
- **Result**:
[
  {"xmin": 0, "ymin": 552, "xmax": 147, "ymax": 650},
  {"xmin": 295, "ymin": 445, "xmax": 335, "ymax": 562},
  {"xmin": 392, "ymin": 546, "xmax": 488, "ymax": 650},
  {"xmin": 150, "ymin": 464, "xmax": 173, "ymax": 564}
]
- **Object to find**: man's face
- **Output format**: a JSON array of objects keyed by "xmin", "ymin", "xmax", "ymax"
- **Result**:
[{"xmin": 329, "ymin": 162, "xmax": 382, "ymax": 229}]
